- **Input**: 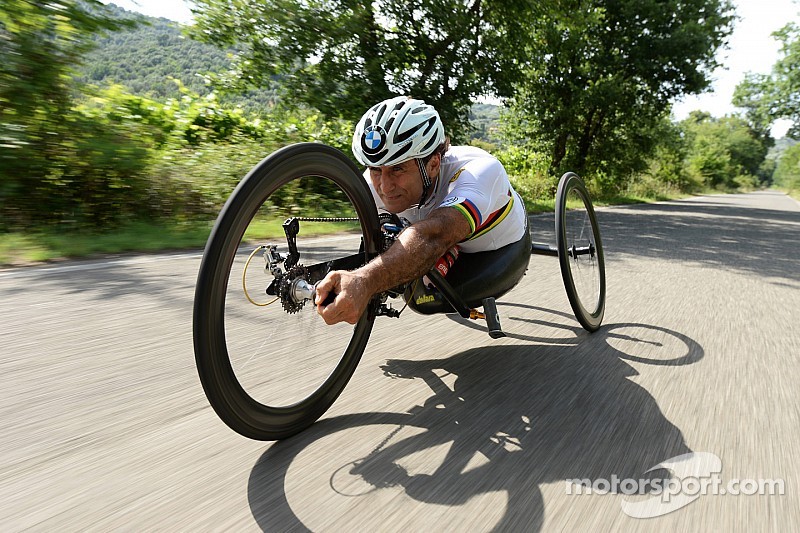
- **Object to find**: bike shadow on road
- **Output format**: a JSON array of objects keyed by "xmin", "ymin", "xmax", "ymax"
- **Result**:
[
  {"xmin": 246, "ymin": 315, "xmax": 704, "ymax": 531},
  {"xmin": 449, "ymin": 303, "xmax": 704, "ymax": 367}
]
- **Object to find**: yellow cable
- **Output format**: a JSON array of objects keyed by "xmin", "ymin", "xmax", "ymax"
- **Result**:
[{"xmin": 243, "ymin": 246, "xmax": 279, "ymax": 307}]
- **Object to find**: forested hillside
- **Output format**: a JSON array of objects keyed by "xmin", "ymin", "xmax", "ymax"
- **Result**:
[
  {"xmin": 79, "ymin": 4, "xmax": 279, "ymax": 111},
  {"xmin": 79, "ymin": 5, "xmax": 214, "ymax": 97},
  {"xmin": 79, "ymin": 4, "xmax": 499, "ymax": 135},
  {"xmin": 469, "ymin": 104, "xmax": 503, "ymax": 145}
]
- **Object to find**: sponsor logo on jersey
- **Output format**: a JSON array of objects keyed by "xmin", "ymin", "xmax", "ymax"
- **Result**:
[
  {"xmin": 449, "ymin": 168, "xmax": 466, "ymax": 183},
  {"xmin": 440, "ymin": 196, "xmax": 464, "ymax": 207}
]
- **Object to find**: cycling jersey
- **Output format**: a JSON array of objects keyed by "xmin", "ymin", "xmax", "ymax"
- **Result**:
[{"xmin": 364, "ymin": 145, "xmax": 527, "ymax": 253}]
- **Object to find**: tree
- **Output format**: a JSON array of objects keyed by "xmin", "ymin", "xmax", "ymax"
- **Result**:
[
  {"xmin": 772, "ymin": 142, "xmax": 800, "ymax": 192},
  {"xmin": 0, "ymin": 0, "xmax": 132, "ymax": 124},
  {"xmin": 0, "ymin": 0, "xmax": 136, "ymax": 227},
  {"xmin": 189, "ymin": 0, "xmax": 538, "ymax": 140},
  {"xmin": 680, "ymin": 112, "xmax": 771, "ymax": 189},
  {"xmin": 504, "ymin": 0, "xmax": 734, "ymax": 178},
  {"xmin": 734, "ymin": 22, "xmax": 800, "ymax": 138}
]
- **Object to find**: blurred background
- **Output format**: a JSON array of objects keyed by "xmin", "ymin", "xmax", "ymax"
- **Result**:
[{"xmin": 1, "ymin": 0, "xmax": 798, "ymax": 265}]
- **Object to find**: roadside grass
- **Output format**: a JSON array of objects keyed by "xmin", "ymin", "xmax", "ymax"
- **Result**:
[
  {"xmin": 0, "ymin": 221, "xmax": 214, "ymax": 266},
  {"xmin": 523, "ymin": 190, "xmax": 694, "ymax": 213},
  {"xmin": 774, "ymin": 187, "xmax": 800, "ymax": 201},
  {"xmin": 0, "ymin": 218, "xmax": 360, "ymax": 267},
  {"xmin": 1, "ymin": 188, "xmax": 709, "ymax": 267}
]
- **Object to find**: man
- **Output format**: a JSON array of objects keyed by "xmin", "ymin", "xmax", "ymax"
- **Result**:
[{"xmin": 315, "ymin": 96, "xmax": 527, "ymax": 324}]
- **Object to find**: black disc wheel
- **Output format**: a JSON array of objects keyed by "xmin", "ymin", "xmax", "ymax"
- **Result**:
[
  {"xmin": 555, "ymin": 172, "xmax": 606, "ymax": 332},
  {"xmin": 193, "ymin": 143, "xmax": 380, "ymax": 440}
]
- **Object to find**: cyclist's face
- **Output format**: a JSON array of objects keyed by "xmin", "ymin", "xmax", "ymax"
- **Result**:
[{"xmin": 369, "ymin": 155, "xmax": 440, "ymax": 213}]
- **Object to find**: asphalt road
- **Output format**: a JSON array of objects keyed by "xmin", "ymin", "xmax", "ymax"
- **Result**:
[{"xmin": 1, "ymin": 191, "xmax": 798, "ymax": 531}]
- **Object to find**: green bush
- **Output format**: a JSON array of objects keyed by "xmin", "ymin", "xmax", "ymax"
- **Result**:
[
  {"xmin": 773, "ymin": 143, "xmax": 800, "ymax": 194},
  {"xmin": 733, "ymin": 174, "xmax": 760, "ymax": 191},
  {"xmin": 495, "ymin": 145, "xmax": 557, "ymax": 207},
  {"xmin": 2, "ymin": 78, "xmax": 359, "ymax": 230},
  {"xmin": 680, "ymin": 113, "xmax": 772, "ymax": 191},
  {"xmin": 143, "ymin": 96, "xmax": 357, "ymax": 218},
  {"xmin": 1, "ymin": 106, "xmax": 154, "ymax": 229}
]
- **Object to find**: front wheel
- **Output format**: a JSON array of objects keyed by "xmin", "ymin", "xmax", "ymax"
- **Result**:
[
  {"xmin": 555, "ymin": 172, "xmax": 606, "ymax": 332},
  {"xmin": 193, "ymin": 143, "xmax": 380, "ymax": 440}
]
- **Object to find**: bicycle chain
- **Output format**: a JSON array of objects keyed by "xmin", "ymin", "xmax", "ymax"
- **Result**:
[{"xmin": 296, "ymin": 217, "xmax": 360, "ymax": 222}]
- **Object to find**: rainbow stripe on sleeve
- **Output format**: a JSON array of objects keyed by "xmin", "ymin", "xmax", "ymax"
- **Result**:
[
  {"xmin": 450, "ymin": 198, "xmax": 481, "ymax": 236},
  {"xmin": 450, "ymin": 191, "xmax": 514, "ymax": 241}
]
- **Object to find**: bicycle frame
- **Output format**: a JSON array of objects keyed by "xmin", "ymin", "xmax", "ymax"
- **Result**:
[{"xmin": 193, "ymin": 143, "xmax": 605, "ymax": 441}]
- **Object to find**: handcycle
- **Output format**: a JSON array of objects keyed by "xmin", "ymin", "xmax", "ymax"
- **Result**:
[{"xmin": 193, "ymin": 143, "xmax": 605, "ymax": 440}]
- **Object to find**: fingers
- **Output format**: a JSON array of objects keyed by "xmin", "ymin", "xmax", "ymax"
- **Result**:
[
  {"xmin": 320, "ymin": 306, "xmax": 358, "ymax": 325},
  {"xmin": 318, "ymin": 296, "xmax": 359, "ymax": 325},
  {"xmin": 315, "ymin": 272, "xmax": 348, "ymax": 324},
  {"xmin": 315, "ymin": 271, "xmax": 362, "ymax": 325},
  {"xmin": 314, "ymin": 272, "xmax": 339, "ymax": 307}
]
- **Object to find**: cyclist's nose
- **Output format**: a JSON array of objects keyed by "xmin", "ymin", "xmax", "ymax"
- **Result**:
[{"xmin": 379, "ymin": 169, "xmax": 396, "ymax": 193}]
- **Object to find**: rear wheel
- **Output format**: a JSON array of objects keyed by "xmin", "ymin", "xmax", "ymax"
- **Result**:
[
  {"xmin": 555, "ymin": 172, "xmax": 606, "ymax": 332},
  {"xmin": 193, "ymin": 143, "xmax": 380, "ymax": 440}
]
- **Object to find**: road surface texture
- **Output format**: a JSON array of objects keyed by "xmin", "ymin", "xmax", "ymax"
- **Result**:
[{"xmin": 1, "ymin": 191, "xmax": 798, "ymax": 531}]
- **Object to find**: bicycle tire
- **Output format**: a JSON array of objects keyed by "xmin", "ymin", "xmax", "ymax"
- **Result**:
[
  {"xmin": 193, "ymin": 143, "xmax": 380, "ymax": 440},
  {"xmin": 555, "ymin": 172, "xmax": 606, "ymax": 332}
]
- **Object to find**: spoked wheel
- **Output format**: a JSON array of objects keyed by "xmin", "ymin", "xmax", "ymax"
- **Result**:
[
  {"xmin": 193, "ymin": 143, "xmax": 380, "ymax": 440},
  {"xmin": 555, "ymin": 172, "xmax": 606, "ymax": 332}
]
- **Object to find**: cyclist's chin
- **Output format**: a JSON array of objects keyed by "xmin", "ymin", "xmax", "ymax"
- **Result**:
[{"xmin": 382, "ymin": 196, "xmax": 412, "ymax": 213}]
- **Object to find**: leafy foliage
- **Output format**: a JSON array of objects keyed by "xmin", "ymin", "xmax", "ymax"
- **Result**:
[
  {"xmin": 734, "ymin": 22, "xmax": 800, "ymax": 137},
  {"xmin": 505, "ymin": 0, "xmax": 734, "ymax": 178},
  {"xmin": 469, "ymin": 104, "xmax": 503, "ymax": 145},
  {"xmin": 0, "ymin": 0, "xmax": 137, "ymax": 228},
  {"xmin": 189, "ymin": 0, "xmax": 538, "ymax": 140},
  {"xmin": 680, "ymin": 112, "xmax": 772, "ymax": 190},
  {"xmin": 0, "ymin": 1, "xmax": 357, "ymax": 231},
  {"xmin": 772, "ymin": 142, "xmax": 800, "ymax": 193},
  {"xmin": 0, "ymin": 0, "xmax": 786, "ymax": 242}
]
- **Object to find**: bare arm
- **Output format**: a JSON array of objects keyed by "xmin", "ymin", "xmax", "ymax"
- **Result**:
[{"xmin": 315, "ymin": 207, "xmax": 471, "ymax": 324}]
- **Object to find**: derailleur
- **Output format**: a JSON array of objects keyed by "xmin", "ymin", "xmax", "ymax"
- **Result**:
[
  {"xmin": 259, "ymin": 217, "xmax": 320, "ymax": 314},
  {"xmin": 253, "ymin": 214, "xmax": 411, "ymax": 317},
  {"xmin": 375, "ymin": 301, "xmax": 401, "ymax": 318},
  {"xmin": 260, "ymin": 245, "xmax": 316, "ymax": 314}
]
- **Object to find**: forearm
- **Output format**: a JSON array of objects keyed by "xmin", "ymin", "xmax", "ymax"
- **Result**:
[
  {"xmin": 315, "ymin": 208, "xmax": 470, "ymax": 325},
  {"xmin": 359, "ymin": 225, "xmax": 444, "ymax": 294},
  {"xmin": 358, "ymin": 209, "xmax": 469, "ymax": 295}
]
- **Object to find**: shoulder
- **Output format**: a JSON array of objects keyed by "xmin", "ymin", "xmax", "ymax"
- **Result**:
[
  {"xmin": 443, "ymin": 145, "xmax": 500, "ymax": 166},
  {"xmin": 441, "ymin": 145, "xmax": 505, "ymax": 183}
]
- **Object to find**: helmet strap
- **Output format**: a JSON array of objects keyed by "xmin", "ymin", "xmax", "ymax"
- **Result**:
[{"xmin": 415, "ymin": 158, "xmax": 434, "ymax": 209}]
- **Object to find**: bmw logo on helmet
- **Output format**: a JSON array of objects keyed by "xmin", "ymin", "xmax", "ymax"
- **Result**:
[{"xmin": 362, "ymin": 125, "xmax": 387, "ymax": 155}]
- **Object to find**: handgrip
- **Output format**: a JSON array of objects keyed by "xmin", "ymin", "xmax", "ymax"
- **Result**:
[
  {"xmin": 316, "ymin": 288, "xmax": 337, "ymax": 306},
  {"xmin": 311, "ymin": 280, "xmax": 338, "ymax": 307}
]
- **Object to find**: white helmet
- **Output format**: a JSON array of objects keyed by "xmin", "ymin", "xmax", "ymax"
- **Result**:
[{"xmin": 352, "ymin": 96, "xmax": 445, "ymax": 167}]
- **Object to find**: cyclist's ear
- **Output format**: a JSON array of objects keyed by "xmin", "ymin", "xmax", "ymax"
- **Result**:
[{"xmin": 427, "ymin": 151, "xmax": 442, "ymax": 176}]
